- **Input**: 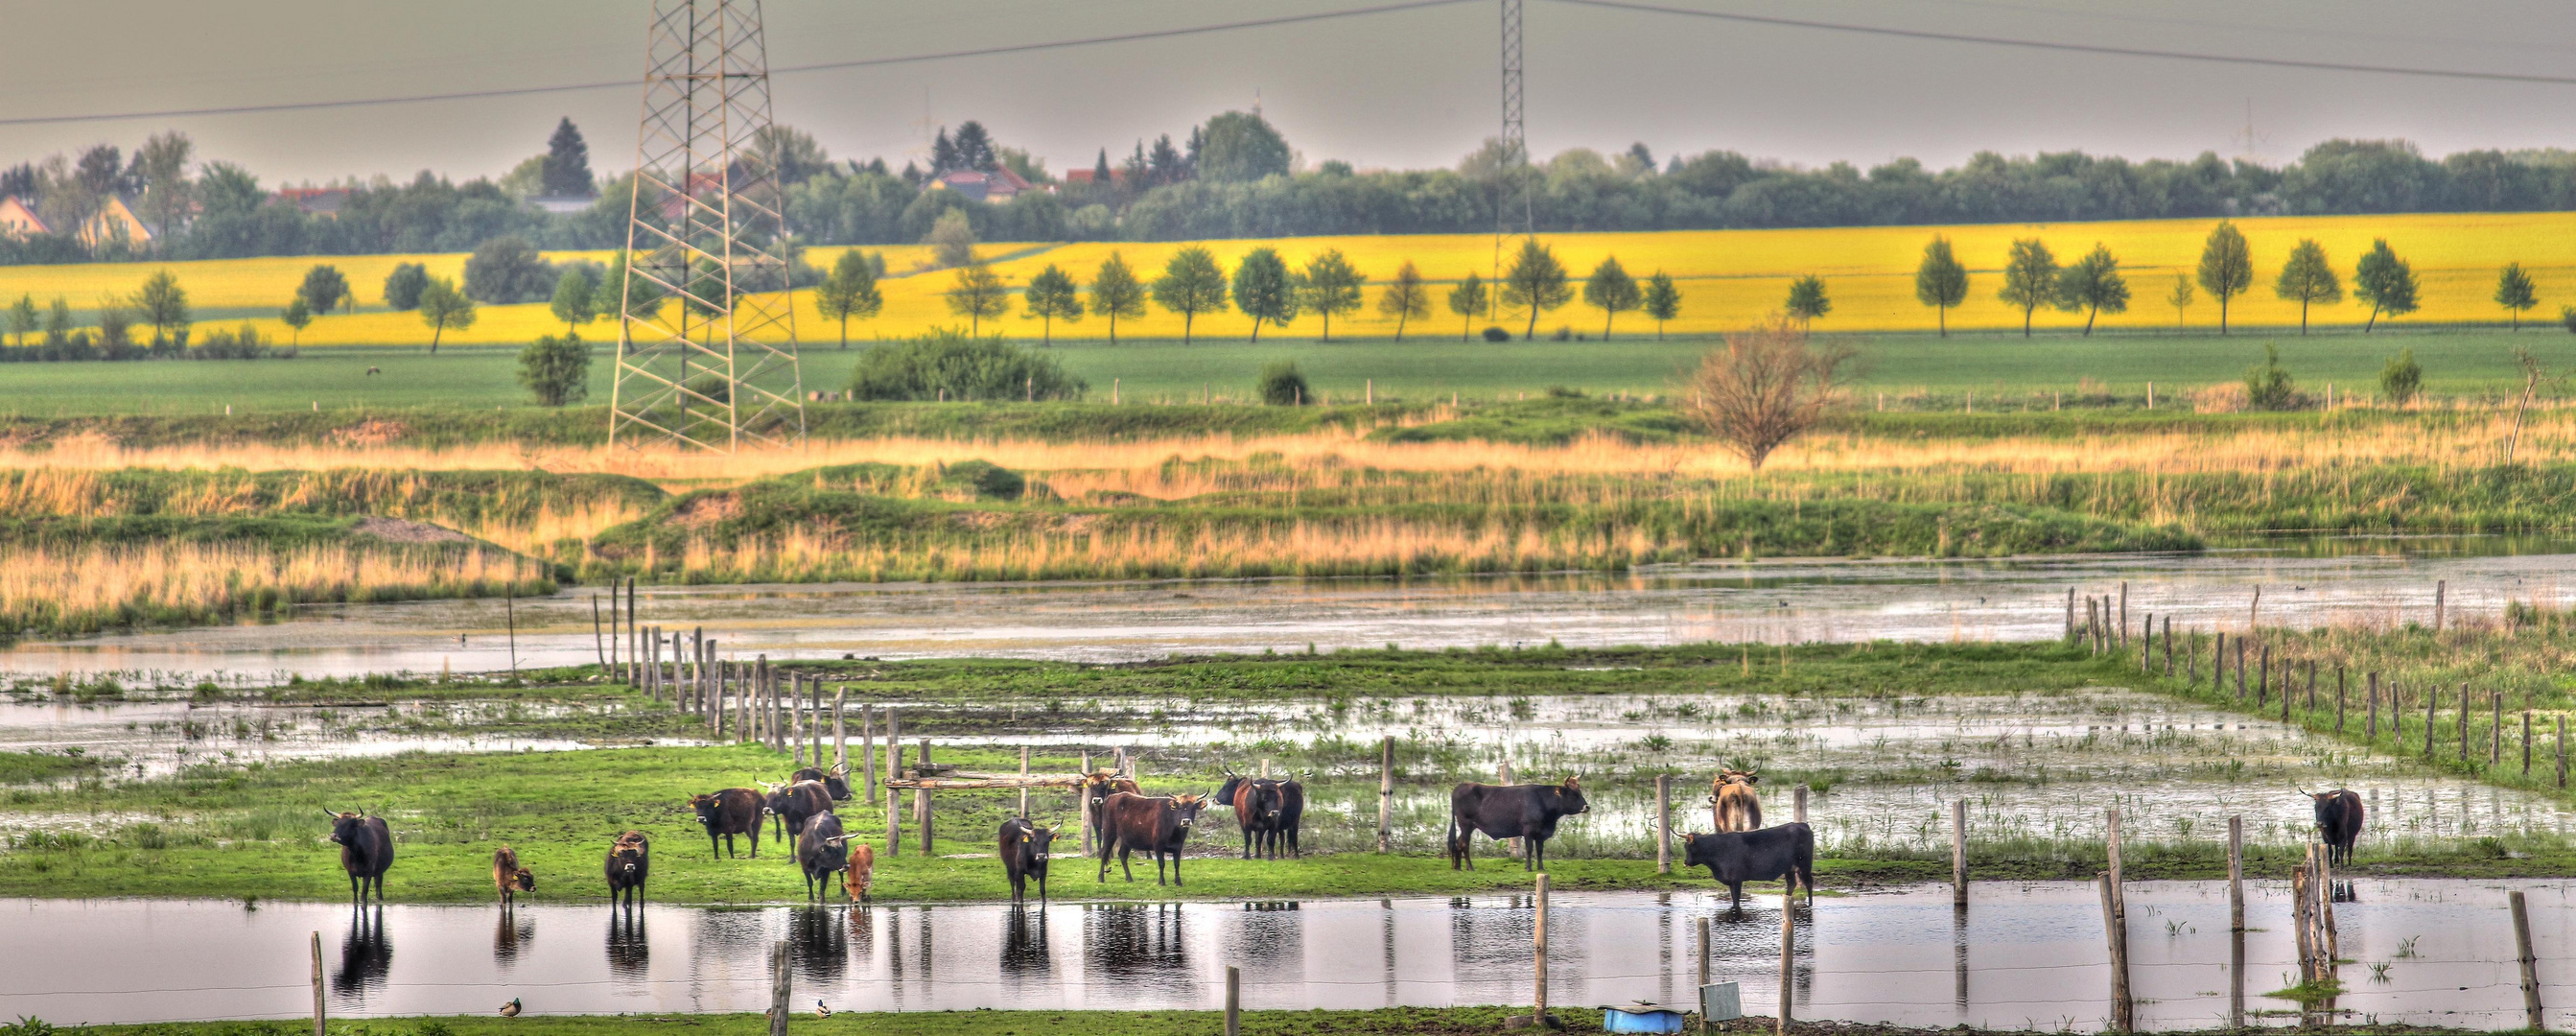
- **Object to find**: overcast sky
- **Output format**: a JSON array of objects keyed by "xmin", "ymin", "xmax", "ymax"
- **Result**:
[{"xmin": 9, "ymin": 0, "xmax": 2576, "ymax": 186}]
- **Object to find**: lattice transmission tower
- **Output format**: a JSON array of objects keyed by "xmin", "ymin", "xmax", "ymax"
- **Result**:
[{"xmin": 611, "ymin": 0, "xmax": 804, "ymax": 452}]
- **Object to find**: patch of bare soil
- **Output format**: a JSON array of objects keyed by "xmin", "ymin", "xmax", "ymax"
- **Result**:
[{"xmin": 351, "ymin": 516, "xmax": 472, "ymax": 544}]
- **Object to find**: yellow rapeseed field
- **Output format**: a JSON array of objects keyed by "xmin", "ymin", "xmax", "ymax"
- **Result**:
[{"xmin": 3, "ymin": 211, "xmax": 2570, "ymax": 346}]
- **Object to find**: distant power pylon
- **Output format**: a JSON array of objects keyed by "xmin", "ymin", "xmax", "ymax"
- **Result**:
[
  {"xmin": 1500, "ymin": 0, "xmax": 1524, "ymax": 160},
  {"xmin": 611, "ymin": 0, "xmax": 805, "ymax": 452}
]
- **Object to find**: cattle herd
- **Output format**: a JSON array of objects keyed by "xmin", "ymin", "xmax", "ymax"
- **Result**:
[{"xmin": 318, "ymin": 758, "xmax": 2373, "ymax": 911}]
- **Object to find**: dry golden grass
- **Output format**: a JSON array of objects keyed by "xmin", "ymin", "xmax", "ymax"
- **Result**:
[{"xmin": 0, "ymin": 540, "xmax": 548, "ymax": 633}]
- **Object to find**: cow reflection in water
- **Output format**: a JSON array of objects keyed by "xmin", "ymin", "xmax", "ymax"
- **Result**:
[
  {"xmin": 1226, "ymin": 903, "xmax": 1303, "ymax": 975},
  {"xmin": 1001, "ymin": 907, "xmax": 1051, "ymax": 981},
  {"xmin": 789, "ymin": 907, "xmax": 848, "ymax": 984},
  {"xmin": 1085, "ymin": 903, "xmax": 1191, "ymax": 996},
  {"xmin": 493, "ymin": 907, "xmax": 535, "ymax": 967},
  {"xmin": 334, "ymin": 906, "xmax": 392, "ymax": 1001},
  {"xmin": 605, "ymin": 909, "xmax": 648, "ymax": 979}
]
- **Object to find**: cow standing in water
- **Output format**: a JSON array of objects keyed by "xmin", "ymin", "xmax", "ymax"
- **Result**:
[
  {"xmin": 1711, "ymin": 769, "xmax": 1762, "ymax": 832},
  {"xmin": 2307, "ymin": 789, "xmax": 2365, "ymax": 865},
  {"xmin": 325, "ymin": 810, "xmax": 395, "ymax": 906},
  {"xmin": 1000, "ymin": 817, "xmax": 1059, "ymax": 904},
  {"xmin": 1447, "ymin": 778, "xmax": 1590, "ymax": 871},
  {"xmin": 491, "ymin": 846, "xmax": 534, "ymax": 906},
  {"xmin": 795, "ymin": 812, "xmax": 856, "ymax": 902},
  {"xmin": 1679, "ymin": 824, "xmax": 1816, "ymax": 910}
]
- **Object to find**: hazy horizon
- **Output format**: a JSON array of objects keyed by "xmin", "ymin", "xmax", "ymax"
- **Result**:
[{"xmin": 8, "ymin": 0, "xmax": 2576, "ymax": 187}]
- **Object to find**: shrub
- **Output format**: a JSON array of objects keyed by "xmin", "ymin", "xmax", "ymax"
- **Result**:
[
  {"xmin": 517, "ymin": 333, "xmax": 591, "ymax": 407},
  {"xmin": 2379, "ymin": 347, "xmax": 2422, "ymax": 405},
  {"xmin": 383, "ymin": 262, "xmax": 430, "ymax": 311},
  {"xmin": 462, "ymin": 236, "xmax": 557, "ymax": 304},
  {"xmin": 1481, "ymin": 326, "xmax": 1510, "ymax": 342},
  {"xmin": 192, "ymin": 323, "xmax": 277, "ymax": 360},
  {"xmin": 937, "ymin": 459, "xmax": 1025, "ymax": 500},
  {"xmin": 2562, "ymin": 305, "xmax": 2576, "ymax": 334},
  {"xmin": 2243, "ymin": 343, "xmax": 2307, "ymax": 411},
  {"xmin": 1544, "ymin": 385, "xmax": 1585, "ymax": 398},
  {"xmin": 1550, "ymin": 325, "xmax": 1573, "ymax": 341},
  {"xmin": 1258, "ymin": 361, "xmax": 1311, "ymax": 406},
  {"xmin": 846, "ymin": 327, "xmax": 1085, "ymax": 402}
]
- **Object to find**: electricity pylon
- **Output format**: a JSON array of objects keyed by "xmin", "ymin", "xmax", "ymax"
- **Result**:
[{"xmin": 610, "ymin": 0, "xmax": 804, "ymax": 452}]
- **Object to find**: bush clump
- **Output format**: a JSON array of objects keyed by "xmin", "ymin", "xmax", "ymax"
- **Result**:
[
  {"xmin": 1258, "ymin": 361, "xmax": 1311, "ymax": 406},
  {"xmin": 1481, "ymin": 326, "xmax": 1510, "ymax": 342},
  {"xmin": 847, "ymin": 328, "xmax": 1085, "ymax": 402}
]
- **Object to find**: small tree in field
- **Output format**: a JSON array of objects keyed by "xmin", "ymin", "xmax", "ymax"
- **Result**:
[
  {"xmin": 1583, "ymin": 256, "xmax": 1641, "ymax": 340},
  {"xmin": 133, "ymin": 269, "xmax": 190, "ymax": 347},
  {"xmin": 1447, "ymin": 271, "xmax": 1487, "ymax": 342},
  {"xmin": 279, "ymin": 296, "xmax": 313, "ymax": 347},
  {"xmin": 2353, "ymin": 238, "xmax": 2418, "ymax": 332},
  {"xmin": 814, "ymin": 249, "xmax": 883, "ymax": 349},
  {"xmin": 518, "ymin": 333, "xmax": 591, "ymax": 406},
  {"xmin": 1912, "ymin": 235, "xmax": 1968, "ymax": 337},
  {"xmin": 298, "ymin": 264, "xmax": 351, "ymax": 317},
  {"xmin": 1784, "ymin": 274, "xmax": 1830, "ymax": 328},
  {"xmin": 2166, "ymin": 272, "xmax": 2194, "ymax": 330},
  {"xmin": 1089, "ymin": 252, "xmax": 1148, "ymax": 344},
  {"xmin": 549, "ymin": 269, "xmax": 597, "ymax": 335},
  {"xmin": 2197, "ymin": 221, "xmax": 2253, "ymax": 335},
  {"xmin": 1999, "ymin": 239, "xmax": 2059, "ymax": 337},
  {"xmin": 1499, "ymin": 238, "xmax": 1571, "ymax": 341},
  {"xmin": 1642, "ymin": 271, "xmax": 1680, "ymax": 341},
  {"xmin": 415, "ymin": 276, "xmax": 476, "ymax": 353},
  {"xmin": 1021, "ymin": 264, "xmax": 1084, "ymax": 345},
  {"xmin": 946, "ymin": 264, "xmax": 1011, "ymax": 335},
  {"xmin": 2496, "ymin": 263, "xmax": 2540, "ymax": 331},
  {"xmin": 2053, "ymin": 243, "xmax": 2128, "ymax": 337},
  {"xmin": 1298, "ymin": 248, "xmax": 1365, "ymax": 341},
  {"xmin": 2379, "ymin": 347, "xmax": 2422, "ymax": 406},
  {"xmin": 1683, "ymin": 316, "xmax": 1853, "ymax": 471},
  {"xmin": 8, "ymin": 294, "xmax": 36, "ymax": 347},
  {"xmin": 1377, "ymin": 261, "xmax": 1432, "ymax": 341},
  {"xmin": 1152, "ymin": 247, "xmax": 1228, "ymax": 344},
  {"xmin": 2275, "ymin": 239, "xmax": 2341, "ymax": 335}
]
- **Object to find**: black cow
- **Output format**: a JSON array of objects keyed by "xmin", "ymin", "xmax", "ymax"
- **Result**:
[
  {"xmin": 1218, "ymin": 774, "xmax": 1284, "ymax": 859},
  {"xmin": 325, "ymin": 810, "xmax": 395, "ymax": 905},
  {"xmin": 689, "ymin": 788, "xmax": 765, "ymax": 859},
  {"xmin": 1276, "ymin": 773, "xmax": 1307, "ymax": 859},
  {"xmin": 1096, "ymin": 791, "xmax": 1208, "ymax": 886},
  {"xmin": 795, "ymin": 812, "xmax": 855, "ymax": 903},
  {"xmin": 605, "ymin": 831, "xmax": 650, "ymax": 907},
  {"xmin": 1000, "ymin": 817, "xmax": 1059, "ymax": 905},
  {"xmin": 1447, "ymin": 778, "xmax": 1589, "ymax": 871},
  {"xmin": 2307, "ymin": 789, "xmax": 2365, "ymax": 866},
  {"xmin": 1679, "ymin": 823, "xmax": 1815, "ymax": 909},
  {"xmin": 792, "ymin": 765, "xmax": 855, "ymax": 802},
  {"xmin": 764, "ymin": 780, "xmax": 832, "ymax": 843}
]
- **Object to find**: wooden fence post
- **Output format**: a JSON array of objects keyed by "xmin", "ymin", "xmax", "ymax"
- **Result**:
[
  {"xmin": 2163, "ymin": 616, "xmax": 2173, "ymax": 676},
  {"xmin": 2258, "ymin": 644, "xmax": 2269, "ymax": 708},
  {"xmin": 1793, "ymin": 785, "xmax": 1808, "ymax": 823},
  {"xmin": 2336, "ymin": 667, "xmax": 2347, "ymax": 734},
  {"xmin": 768, "ymin": 940, "xmax": 791, "ymax": 1036},
  {"xmin": 2065, "ymin": 587, "xmax": 2075, "ymax": 641},
  {"xmin": 2494, "ymin": 691, "xmax": 2504, "ymax": 765},
  {"xmin": 918, "ymin": 739, "xmax": 934, "ymax": 856},
  {"xmin": 2099, "ymin": 871, "xmax": 2132, "ymax": 1032},
  {"xmin": 2559, "ymin": 716, "xmax": 2566, "ymax": 789},
  {"xmin": 2526, "ymin": 709, "xmax": 2535, "ymax": 776},
  {"xmin": 833, "ymin": 685, "xmax": 847, "ymax": 769},
  {"xmin": 1656, "ymin": 773, "xmax": 1673, "ymax": 875},
  {"xmin": 1534, "ymin": 873, "xmax": 1552, "ymax": 1027},
  {"xmin": 1378, "ymin": 736, "xmax": 1394, "ymax": 854},
  {"xmin": 2236, "ymin": 638, "xmax": 2247, "ymax": 700},
  {"xmin": 2368, "ymin": 672, "xmax": 2379, "ymax": 740},
  {"xmin": 2227, "ymin": 815, "xmax": 2243, "ymax": 932},
  {"xmin": 1952, "ymin": 798, "xmax": 1968, "ymax": 909},
  {"xmin": 2426, "ymin": 685, "xmax": 2438, "ymax": 757},
  {"xmin": 2435, "ymin": 578, "xmax": 2447, "ymax": 634},
  {"xmin": 1226, "ymin": 965, "xmax": 1242, "ymax": 1036},
  {"xmin": 2514, "ymin": 889, "xmax": 2544, "ymax": 1030},
  {"xmin": 886, "ymin": 742, "xmax": 903, "ymax": 857},
  {"xmin": 2140, "ymin": 610, "xmax": 2152, "ymax": 672},
  {"xmin": 2118, "ymin": 581, "xmax": 2127, "ymax": 648},
  {"xmin": 311, "ymin": 930, "xmax": 324, "ymax": 1036},
  {"xmin": 2213, "ymin": 631, "xmax": 2224, "ymax": 693},
  {"xmin": 861, "ymin": 706, "xmax": 878, "ymax": 804},
  {"xmin": 1778, "ymin": 870, "xmax": 1795, "ymax": 1036}
]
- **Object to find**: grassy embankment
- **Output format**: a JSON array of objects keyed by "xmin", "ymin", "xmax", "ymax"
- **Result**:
[
  {"xmin": 12, "ymin": 400, "xmax": 2576, "ymax": 632},
  {"xmin": 11, "ymin": 642, "xmax": 2576, "ymax": 904}
]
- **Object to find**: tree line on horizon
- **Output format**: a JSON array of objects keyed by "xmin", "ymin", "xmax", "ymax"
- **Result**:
[{"xmin": 11, "ymin": 115, "xmax": 2576, "ymax": 266}]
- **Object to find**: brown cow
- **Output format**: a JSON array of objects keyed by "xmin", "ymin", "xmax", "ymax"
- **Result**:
[
  {"xmin": 492, "ymin": 845, "xmax": 535, "ymax": 906},
  {"xmin": 1711, "ymin": 769, "xmax": 1762, "ymax": 833},
  {"xmin": 689, "ymin": 788, "xmax": 765, "ymax": 859},
  {"xmin": 1082, "ymin": 770, "xmax": 1140, "ymax": 831},
  {"xmin": 1095, "ymin": 791, "xmax": 1208, "ymax": 886},
  {"xmin": 605, "ymin": 830, "xmax": 650, "ymax": 907},
  {"xmin": 846, "ymin": 842, "xmax": 877, "ymax": 901}
]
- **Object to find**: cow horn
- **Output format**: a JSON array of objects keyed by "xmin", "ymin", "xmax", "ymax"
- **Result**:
[{"xmin": 322, "ymin": 810, "xmax": 340, "ymax": 820}]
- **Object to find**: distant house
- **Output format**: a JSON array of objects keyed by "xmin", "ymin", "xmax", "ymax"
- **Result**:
[
  {"xmin": 78, "ymin": 196, "xmax": 156, "ymax": 248},
  {"xmin": 1064, "ymin": 168, "xmax": 1125, "ymax": 191},
  {"xmin": 275, "ymin": 188, "xmax": 352, "ymax": 218},
  {"xmin": 0, "ymin": 197, "xmax": 45, "ymax": 238},
  {"xmin": 929, "ymin": 167, "xmax": 1045, "ymax": 203}
]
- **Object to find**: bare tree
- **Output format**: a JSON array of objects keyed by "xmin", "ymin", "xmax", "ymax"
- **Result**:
[{"xmin": 1682, "ymin": 316, "xmax": 1852, "ymax": 471}]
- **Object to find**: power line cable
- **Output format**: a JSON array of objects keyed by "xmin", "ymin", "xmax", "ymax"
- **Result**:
[
  {"xmin": 1546, "ymin": 0, "xmax": 2576, "ymax": 86},
  {"xmin": 0, "ymin": 0, "xmax": 1479, "ymax": 129}
]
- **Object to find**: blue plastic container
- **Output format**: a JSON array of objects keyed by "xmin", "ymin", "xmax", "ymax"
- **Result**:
[{"xmin": 1601, "ymin": 1004, "xmax": 1687, "ymax": 1034}]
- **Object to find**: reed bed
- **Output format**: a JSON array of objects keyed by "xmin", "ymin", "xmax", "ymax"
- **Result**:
[{"xmin": 0, "ymin": 540, "xmax": 552, "ymax": 635}]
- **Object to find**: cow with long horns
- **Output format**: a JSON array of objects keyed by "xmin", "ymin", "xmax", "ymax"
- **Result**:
[{"xmin": 325, "ymin": 809, "xmax": 395, "ymax": 905}]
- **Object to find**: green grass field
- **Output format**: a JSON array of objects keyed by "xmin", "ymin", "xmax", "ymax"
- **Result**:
[{"xmin": 0, "ymin": 328, "xmax": 2557, "ymax": 416}]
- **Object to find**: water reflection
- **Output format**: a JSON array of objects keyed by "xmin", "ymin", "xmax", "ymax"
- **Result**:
[
  {"xmin": 493, "ymin": 906, "xmax": 533, "ymax": 970},
  {"xmin": 332, "ymin": 906, "xmax": 391, "ymax": 1004},
  {"xmin": 604, "ymin": 908, "xmax": 647, "ymax": 980},
  {"xmin": 1000, "ymin": 906, "xmax": 1050, "ymax": 984},
  {"xmin": 1085, "ymin": 903, "xmax": 1192, "ymax": 999}
]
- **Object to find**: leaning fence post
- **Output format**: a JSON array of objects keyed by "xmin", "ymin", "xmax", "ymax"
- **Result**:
[
  {"xmin": 2098, "ymin": 872, "xmax": 2132, "ymax": 1032},
  {"xmin": 2514, "ymin": 889, "xmax": 2544, "ymax": 1030},
  {"xmin": 311, "ymin": 930, "xmax": 324, "ymax": 1036},
  {"xmin": 1656, "ymin": 773, "xmax": 1673, "ymax": 875}
]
